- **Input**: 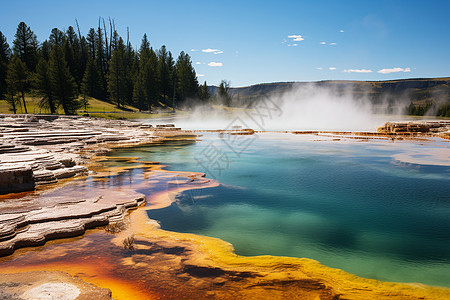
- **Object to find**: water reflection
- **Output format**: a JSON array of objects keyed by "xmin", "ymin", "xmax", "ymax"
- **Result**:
[{"xmin": 143, "ymin": 133, "xmax": 450, "ymax": 287}]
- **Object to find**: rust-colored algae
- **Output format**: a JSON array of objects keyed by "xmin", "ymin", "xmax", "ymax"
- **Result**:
[
  {"xmin": 115, "ymin": 206, "xmax": 450, "ymax": 300},
  {"xmin": 0, "ymin": 254, "xmax": 156, "ymax": 299}
]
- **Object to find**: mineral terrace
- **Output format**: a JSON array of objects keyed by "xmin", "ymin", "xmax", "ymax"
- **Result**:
[{"xmin": 1, "ymin": 114, "xmax": 449, "ymax": 300}]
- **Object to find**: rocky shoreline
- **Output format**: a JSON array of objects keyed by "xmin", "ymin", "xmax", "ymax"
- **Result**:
[
  {"xmin": 0, "ymin": 114, "xmax": 193, "ymax": 253},
  {"xmin": 377, "ymin": 120, "xmax": 450, "ymax": 138},
  {"xmin": 1, "ymin": 114, "xmax": 449, "ymax": 299},
  {"xmin": 0, "ymin": 114, "xmax": 186, "ymax": 194},
  {"xmin": 2, "ymin": 116, "xmax": 448, "ymax": 196},
  {"xmin": 0, "ymin": 114, "xmax": 193, "ymax": 299}
]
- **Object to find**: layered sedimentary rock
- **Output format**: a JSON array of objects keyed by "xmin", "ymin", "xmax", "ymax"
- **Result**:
[
  {"xmin": 0, "ymin": 186, "xmax": 145, "ymax": 256},
  {"xmin": 0, "ymin": 165, "xmax": 35, "ymax": 194},
  {"xmin": 377, "ymin": 120, "xmax": 450, "ymax": 138},
  {"xmin": 0, "ymin": 114, "xmax": 185, "ymax": 194},
  {"xmin": 0, "ymin": 114, "xmax": 188, "ymax": 256}
]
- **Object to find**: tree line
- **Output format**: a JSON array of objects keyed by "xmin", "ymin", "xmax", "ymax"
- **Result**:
[
  {"xmin": 0, "ymin": 19, "xmax": 211, "ymax": 115},
  {"xmin": 408, "ymin": 101, "xmax": 450, "ymax": 117}
]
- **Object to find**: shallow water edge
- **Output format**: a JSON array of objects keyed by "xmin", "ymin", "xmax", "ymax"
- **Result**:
[{"xmin": 0, "ymin": 131, "xmax": 449, "ymax": 299}]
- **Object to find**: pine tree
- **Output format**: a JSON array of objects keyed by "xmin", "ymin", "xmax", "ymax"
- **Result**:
[
  {"xmin": 5, "ymin": 21, "xmax": 203, "ymax": 112},
  {"xmin": 108, "ymin": 38, "xmax": 127, "ymax": 108},
  {"xmin": 408, "ymin": 102, "xmax": 416, "ymax": 115},
  {"xmin": 96, "ymin": 24, "xmax": 107, "ymax": 98},
  {"xmin": 75, "ymin": 19, "xmax": 88, "ymax": 85},
  {"xmin": 133, "ymin": 73, "xmax": 146, "ymax": 111},
  {"xmin": 79, "ymin": 36, "xmax": 88, "ymax": 78},
  {"xmin": 86, "ymin": 28, "xmax": 97, "ymax": 60},
  {"xmin": 66, "ymin": 26, "xmax": 77, "ymax": 46},
  {"xmin": 133, "ymin": 34, "xmax": 159, "ymax": 111},
  {"xmin": 81, "ymin": 57, "xmax": 101, "ymax": 99},
  {"xmin": 40, "ymin": 40, "xmax": 51, "ymax": 61},
  {"xmin": 148, "ymin": 47, "xmax": 160, "ymax": 103},
  {"xmin": 167, "ymin": 51, "xmax": 175, "ymax": 100},
  {"xmin": 65, "ymin": 26, "xmax": 83, "ymax": 88},
  {"xmin": 218, "ymin": 80, "xmax": 231, "ymax": 106},
  {"xmin": 12, "ymin": 22, "xmax": 38, "ymax": 71},
  {"xmin": 34, "ymin": 58, "xmax": 56, "ymax": 114},
  {"xmin": 0, "ymin": 31, "xmax": 11, "ymax": 99},
  {"xmin": 63, "ymin": 39, "xmax": 77, "ymax": 88},
  {"xmin": 175, "ymin": 51, "xmax": 199, "ymax": 103},
  {"xmin": 158, "ymin": 45, "xmax": 170, "ymax": 100},
  {"xmin": 48, "ymin": 45, "xmax": 79, "ymax": 115},
  {"xmin": 124, "ymin": 37, "xmax": 135, "ymax": 105},
  {"xmin": 103, "ymin": 18, "xmax": 110, "ymax": 63},
  {"xmin": 131, "ymin": 37, "xmax": 145, "ymax": 111},
  {"xmin": 111, "ymin": 30, "xmax": 120, "ymax": 51},
  {"xmin": 6, "ymin": 55, "xmax": 29, "ymax": 113},
  {"xmin": 49, "ymin": 28, "xmax": 65, "ymax": 47},
  {"xmin": 140, "ymin": 34, "xmax": 150, "ymax": 53},
  {"xmin": 198, "ymin": 81, "xmax": 210, "ymax": 101}
]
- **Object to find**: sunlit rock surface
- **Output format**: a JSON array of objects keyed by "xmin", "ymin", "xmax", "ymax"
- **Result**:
[
  {"xmin": 0, "ymin": 271, "xmax": 112, "ymax": 299},
  {"xmin": 0, "ymin": 114, "xmax": 187, "ymax": 194},
  {"xmin": 377, "ymin": 120, "xmax": 450, "ymax": 138},
  {"xmin": 0, "ymin": 186, "xmax": 145, "ymax": 256},
  {"xmin": 0, "ymin": 114, "xmax": 191, "ymax": 256},
  {"xmin": 0, "ymin": 165, "xmax": 34, "ymax": 194}
]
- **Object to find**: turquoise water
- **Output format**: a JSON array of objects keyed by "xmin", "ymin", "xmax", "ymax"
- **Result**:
[{"xmin": 110, "ymin": 133, "xmax": 450, "ymax": 287}]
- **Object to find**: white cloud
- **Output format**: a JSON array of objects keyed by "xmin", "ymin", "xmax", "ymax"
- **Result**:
[
  {"xmin": 208, "ymin": 62, "xmax": 223, "ymax": 67},
  {"xmin": 191, "ymin": 49, "xmax": 198, "ymax": 52},
  {"xmin": 343, "ymin": 69, "xmax": 373, "ymax": 73},
  {"xmin": 202, "ymin": 48, "xmax": 219, "ymax": 53},
  {"xmin": 340, "ymin": 30, "xmax": 344, "ymax": 33},
  {"xmin": 329, "ymin": 67, "xmax": 336, "ymax": 70},
  {"xmin": 317, "ymin": 67, "xmax": 323, "ymax": 70},
  {"xmin": 378, "ymin": 67, "xmax": 411, "ymax": 74},
  {"xmin": 288, "ymin": 34, "xmax": 304, "ymax": 41},
  {"xmin": 329, "ymin": 42, "xmax": 337, "ymax": 45},
  {"xmin": 202, "ymin": 48, "xmax": 223, "ymax": 54},
  {"xmin": 288, "ymin": 44, "xmax": 298, "ymax": 47},
  {"xmin": 196, "ymin": 74, "xmax": 205, "ymax": 77},
  {"xmin": 195, "ymin": 62, "xmax": 202, "ymax": 65},
  {"xmin": 320, "ymin": 42, "xmax": 326, "ymax": 45}
]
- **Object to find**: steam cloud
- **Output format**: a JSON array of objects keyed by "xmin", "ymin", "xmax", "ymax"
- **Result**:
[{"xmin": 150, "ymin": 84, "xmax": 405, "ymax": 131}]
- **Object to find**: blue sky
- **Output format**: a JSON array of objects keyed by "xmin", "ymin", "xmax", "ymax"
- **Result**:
[{"xmin": 1, "ymin": 0, "xmax": 449, "ymax": 87}]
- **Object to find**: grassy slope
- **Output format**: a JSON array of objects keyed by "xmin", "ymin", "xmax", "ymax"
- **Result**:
[
  {"xmin": 0, "ymin": 96, "xmax": 137, "ymax": 114},
  {"xmin": 0, "ymin": 96, "xmax": 174, "ymax": 120}
]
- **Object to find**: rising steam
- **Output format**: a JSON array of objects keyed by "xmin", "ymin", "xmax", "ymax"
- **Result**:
[{"xmin": 150, "ymin": 84, "xmax": 402, "ymax": 131}]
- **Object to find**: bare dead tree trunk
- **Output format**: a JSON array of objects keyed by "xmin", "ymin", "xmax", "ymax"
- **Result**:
[
  {"xmin": 109, "ymin": 17, "xmax": 113, "ymax": 56},
  {"xmin": 102, "ymin": 17, "xmax": 109, "ymax": 60},
  {"xmin": 75, "ymin": 18, "xmax": 82, "ymax": 41},
  {"xmin": 21, "ymin": 89, "xmax": 28, "ymax": 114},
  {"xmin": 112, "ymin": 19, "xmax": 116, "ymax": 44},
  {"xmin": 75, "ymin": 18, "xmax": 87, "ymax": 80}
]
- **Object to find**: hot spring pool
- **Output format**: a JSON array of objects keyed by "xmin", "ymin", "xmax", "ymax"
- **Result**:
[{"xmin": 110, "ymin": 132, "xmax": 450, "ymax": 287}]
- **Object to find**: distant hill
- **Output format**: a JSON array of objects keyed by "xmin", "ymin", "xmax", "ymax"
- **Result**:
[{"xmin": 209, "ymin": 77, "xmax": 450, "ymax": 116}]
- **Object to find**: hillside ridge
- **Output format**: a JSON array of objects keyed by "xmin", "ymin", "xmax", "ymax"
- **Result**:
[{"xmin": 208, "ymin": 77, "xmax": 450, "ymax": 116}]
